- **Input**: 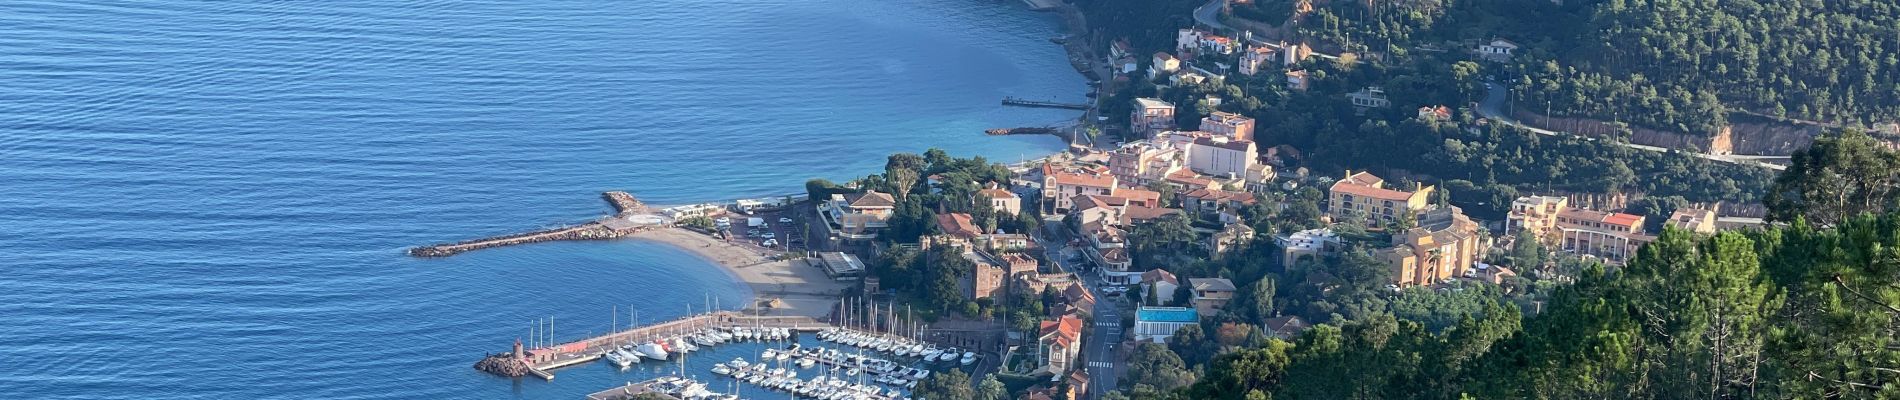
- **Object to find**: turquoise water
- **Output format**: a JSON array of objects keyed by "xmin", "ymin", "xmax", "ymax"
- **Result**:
[{"xmin": 0, "ymin": 0, "xmax": 1083, "ymax": 398}]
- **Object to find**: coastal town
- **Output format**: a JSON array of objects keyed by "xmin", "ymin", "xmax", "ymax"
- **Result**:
[{"xmin": 409, "ymin": 0, "xmax": 1900, "ymax": 399}]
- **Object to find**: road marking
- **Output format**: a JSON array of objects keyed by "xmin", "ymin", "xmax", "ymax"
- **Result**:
[{"xmin": 1088, "ymin": 361, "xmax": 1114, "ymax": 368}]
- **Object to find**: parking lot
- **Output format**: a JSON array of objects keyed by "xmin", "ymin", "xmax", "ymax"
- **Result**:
[{"xmin": 713, "ymin": 203, "xmax": 815, "ymax": 254}]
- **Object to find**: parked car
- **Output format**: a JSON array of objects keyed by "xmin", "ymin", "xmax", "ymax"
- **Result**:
[
  {"xmin": 779, "ymin": 217, "xmax": 793, "ymax": 223},
  {"xmin": 762, "ymin": 233, "xmax": 776, "ymax": 239}
]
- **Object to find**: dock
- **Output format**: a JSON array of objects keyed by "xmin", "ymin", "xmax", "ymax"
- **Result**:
[
  {"xmin": 408, "ymin": 191, "xmax": 666, "ymax": 257},
  {"xmin": 586, "ymin": 380, "xmax": 675, "ymax": 400},
  {"xmin": 476, "ymin": 311, "xmax": 829, "ymax": 379},
  {"xmin": 1001, "ymin": 97, "xmax": 1090, "ymax": 110}
]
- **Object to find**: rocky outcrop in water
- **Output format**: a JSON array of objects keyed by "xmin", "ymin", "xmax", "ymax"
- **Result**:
[{"xmin": 473, "ymin": 355, "xmax": 532, "ymax": 377}]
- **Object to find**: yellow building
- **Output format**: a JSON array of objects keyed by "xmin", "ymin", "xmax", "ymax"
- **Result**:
[
  {"xmin": 1378, "ymin": 209, "xmax": 1485, "ymax": 287},
  {"xmin": 1328, "ymin": 171, "xmax": 1433, "ymax": 224}
]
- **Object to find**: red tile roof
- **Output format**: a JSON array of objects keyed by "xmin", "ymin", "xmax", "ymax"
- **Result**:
[
  {"xmin": 1116, "ymin": 187, "xmax": 1162, "ymax": 207},
  {"xmin": 1046, "ymin": 164, "xmax": 1117, "ymax": 188},
  {"xmin": 1329, "ymin": 172, "xmax": 1416, "ymax": 201},
  {"xmin": 1122, "ymin": 205, "xmax": 1180, "ymax": 223},
  {"xmin": 936, "ymin": 213, "xmax": 981, "ymax": 238},
  {"xmin": 1040, "ymin": 315, "xmax": 1084, "ymax": 347},
  {"xmin": 1602, "ymin": 213, "xmax": 1645, "ymax": 227}
]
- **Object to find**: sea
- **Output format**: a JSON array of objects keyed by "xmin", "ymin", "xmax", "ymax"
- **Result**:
[{"xmin": 0, "ymin": 0, "xmax": 1085, "ymax": 398}]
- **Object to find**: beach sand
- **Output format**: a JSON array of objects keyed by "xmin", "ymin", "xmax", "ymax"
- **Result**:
[{"xmin": 629, "ymin": 227, "xmax": 846, "ymax": 318}]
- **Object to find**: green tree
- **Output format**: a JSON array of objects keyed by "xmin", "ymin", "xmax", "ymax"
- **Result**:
[
  {"xmin": 1131, "ymin": 213, "xmax": 1198, "ymax": 270},
  {"xmin": 914, "ymin": 369, "xmax": 974, "ymax": 400},
  {"xmin": 976, "ymin": 374, "xmax": 1007, "ymax": 400},
  {"xmin": 1765, "ymin": 130, "xmax": 1900, "ymax": 226},
  {"xmin": 1127, "ymin": 343, "xmax": 1196, "ymax": 391},
  {"xmin": 1507, "ymin": 230, "xmax": 1546, "ymax": 268}
]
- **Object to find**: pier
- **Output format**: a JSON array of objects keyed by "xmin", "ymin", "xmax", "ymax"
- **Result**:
[
  {"xmin": 408, "ymin": 191, "xmax": 665, "ymax": 257},
  {"xmin": 585, "ymin": 379, "xmax": 673, "ymax": 400},
  {"xmin": 1001, "ymin": 97, "xmax": 1090, "ymax": 110},
  {"xmin": 475, "ymin": 312, "xmax": 828, "ymax": 379}
]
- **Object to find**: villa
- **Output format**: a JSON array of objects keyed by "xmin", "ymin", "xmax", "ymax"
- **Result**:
[{"xmin": 819, "ymin": 190, "xmax": 896, "ymax": 241}]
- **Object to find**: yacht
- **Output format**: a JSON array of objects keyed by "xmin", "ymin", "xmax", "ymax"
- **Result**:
[
  {"xmin": 711, "ymin": 363, "xmax": 734, "ymax": 376},
  {"xmin": 797, "ymin": 357, "xmax": 816, "ymax": 368},
  {"xmin": 637, "ymin": 341, "xmax": 671, "ymax": 360},
  {"xmin": 961, "ymin": 352, "xmax": 977, "ymax": 365}
]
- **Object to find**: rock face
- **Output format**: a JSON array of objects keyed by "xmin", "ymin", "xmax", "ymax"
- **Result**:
[
  {"xmin": 1512, "ymin": 110, "xmax": 1832, "ymax": 156},
  {"xmin": 474, "ymin": 355, "xmax": 531, "ymax": 377}
]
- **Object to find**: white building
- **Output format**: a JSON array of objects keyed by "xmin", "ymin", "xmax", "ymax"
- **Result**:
[
  {"xmin": 1187, "ymin": 137, "xmax": 1257, "ymax": 178},
  {"xmin": 1479, "ymin": 39, "xmax": 1519, "ymax": 61}
]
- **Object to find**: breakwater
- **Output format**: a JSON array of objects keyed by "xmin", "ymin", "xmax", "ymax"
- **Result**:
[{"xmin": 408, "ymin": 191, "xmax": 661, "ymax": 257}]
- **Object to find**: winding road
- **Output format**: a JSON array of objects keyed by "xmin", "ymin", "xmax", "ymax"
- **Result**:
[{"xmin": 1477, "ymin": 82, "xmax": 1786, "ymax": 170}]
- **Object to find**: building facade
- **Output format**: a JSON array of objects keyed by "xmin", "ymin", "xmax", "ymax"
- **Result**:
[
  {"xmin": 1187, "ymin": 137, "xmax": 1256, "ymax": 178},
  {"xmin": 1328, "ymin": 171, "xmax": 1434, "ymax": 224},
  {"xmin": 1379, "ymin": 209, "xmax": 1485, "ymax": 287},
  {"xmin": 1201, "ymin": 111, "xmax": 1257, "ymax": 142},
  {"xmin": 1131, "ymin": 98, "xmax": 1177, "ymax": 137}
]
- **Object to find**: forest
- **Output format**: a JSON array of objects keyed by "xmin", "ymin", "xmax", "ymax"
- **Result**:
[{"xmin": 1237, "ymin": 0, "xmax": 1900, "ymax": 134}]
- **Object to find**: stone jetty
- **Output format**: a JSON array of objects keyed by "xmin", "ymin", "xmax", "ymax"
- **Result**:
[{"xmin": 408, "ymin": 191, "xmax": 663, "ymax": 257}]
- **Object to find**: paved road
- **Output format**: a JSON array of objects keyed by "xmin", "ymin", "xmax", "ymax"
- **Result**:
[
  {"xmin": 1194, "ymin": 0, "xmax": 1344, "ymax": 61},
  {"xmin": 1477, "ymin": 82, "xmax": 1787, "ymax": 170},
  {"xmin": 1036, "ymin": 224, "xmax": 1122, "ymax": 399}
]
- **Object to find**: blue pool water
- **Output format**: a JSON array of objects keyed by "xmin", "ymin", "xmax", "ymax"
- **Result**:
[{"xmin": 0, "ymin": 0, "xmax": 1083, "ymax": 398}]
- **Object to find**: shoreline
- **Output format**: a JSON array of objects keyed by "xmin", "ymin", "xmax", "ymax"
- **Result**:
[{"xmin": 628, "ymin": 227, "xmax": 849, "ymax": 319}]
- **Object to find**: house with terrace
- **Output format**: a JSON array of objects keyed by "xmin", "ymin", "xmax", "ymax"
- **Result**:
[{"xmin": 818, "ymin": 190, "xmax": 896, "ymax": 241}]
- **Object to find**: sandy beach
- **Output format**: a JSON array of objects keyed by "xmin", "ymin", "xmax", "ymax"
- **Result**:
[{"xmin": 629, "ymin": 227, "xmax": 847, "ymax": 318}]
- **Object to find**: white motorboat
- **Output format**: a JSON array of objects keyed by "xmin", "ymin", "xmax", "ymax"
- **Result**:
[
  {"xmin": 637, "ymin": 341, "xmax": 671, "ymax": 360},
  {"xmin": 711, "ymin": 363, "xmax": 734, "ymax": 375},
  {"xmin": 961, "ymin": 352, "xmax": 977, "ymax": 365},
  {"xmin": 603, "ymin": 350, "xmax": 634, "ymax": 368},
  {"xmin": 845, "ymin": 367, "xmax": 860, "ymax": 376},
  {"xmin": 614, "ymin": 348, "xmax": 644, "ymax": 364}
]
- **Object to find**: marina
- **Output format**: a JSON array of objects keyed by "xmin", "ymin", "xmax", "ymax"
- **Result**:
[{"xmin": 478, "ymin": 301, "xmax": 986, "ymax": 399}]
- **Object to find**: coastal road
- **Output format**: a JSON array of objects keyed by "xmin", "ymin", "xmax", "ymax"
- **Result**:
[{"xmin": 1477, "ymin": 82, "xmax": 1786, "ymax": 170}]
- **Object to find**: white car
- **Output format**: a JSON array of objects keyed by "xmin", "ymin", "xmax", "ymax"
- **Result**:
[
  {"xmin": 762, "ymin": 239, "xmax": 779, "ymax": 247},
  {"xmin": 779, "ymin": 217, "xmax": 793, "ymax": 223},
  {"xmin": 762, "ymin": 233, "xmax": 776, "ymax": 239}
]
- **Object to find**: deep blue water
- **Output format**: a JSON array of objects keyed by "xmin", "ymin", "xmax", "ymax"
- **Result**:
[{"xmin": 0, "ymin": 0, "xmax": 1083, "ymax": 398}]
